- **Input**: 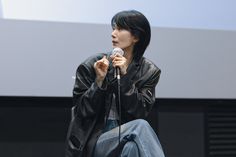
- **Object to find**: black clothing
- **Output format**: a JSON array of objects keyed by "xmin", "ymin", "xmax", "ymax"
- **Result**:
[{"xmin": 65, "ymin": 52, "xmax": 161, "ymax": 157}]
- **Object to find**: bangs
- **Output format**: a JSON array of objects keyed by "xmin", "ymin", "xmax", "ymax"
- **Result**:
[{"xmin": 111, "ymin": 13, "xmax": 130, "ymax": 30}]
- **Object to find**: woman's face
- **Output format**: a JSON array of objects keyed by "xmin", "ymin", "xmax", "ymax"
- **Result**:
[{"xmin": 111, "ymin": 27, "xmax": 138, "ymax": 53}]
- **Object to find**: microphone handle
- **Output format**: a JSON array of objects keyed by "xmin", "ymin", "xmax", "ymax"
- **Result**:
[{"xmin": 116, "ymin": 67, "xmax": 121, "ymax": 80}]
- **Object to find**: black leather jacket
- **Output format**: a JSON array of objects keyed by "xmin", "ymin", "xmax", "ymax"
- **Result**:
[{"xmin": 65, "ymin": 52, "xmax": 161, "ymax": 157}]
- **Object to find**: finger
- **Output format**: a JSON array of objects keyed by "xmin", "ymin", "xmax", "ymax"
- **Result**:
[
  {"xmin": 102, "ymin": 55, "xmax": 107, "ymax": 60},
  {"xmin": 110, "ymin": 53, "xmax": 122, "ymax": 58},
  {"xmin": 112, "ymin": 61, "xmax": 122, "ymax": 68},
  {"xmin": 96, "ymin": 56, "xmax": 106, "ymax": 63},
  {"xmin": 115, "ymin": 53, "xmax": 123, "ymax": 57},
  {"xmin": 102, "ymin": 56, "xmax": 109, "ymax": 62}
]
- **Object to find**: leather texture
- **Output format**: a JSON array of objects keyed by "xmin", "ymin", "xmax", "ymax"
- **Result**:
[{"xmin": 65, "ymin": 52, "xmax": 161, "ymax": 157}]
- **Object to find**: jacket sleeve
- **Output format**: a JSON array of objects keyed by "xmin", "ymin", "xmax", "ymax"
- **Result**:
[
  {"xmin": 119, "ymin": 63, "xmax": 161, "ymax": 119},
  {"xmin": 73, "ymin": 61, "xmax": 107, "ymax": 119}
]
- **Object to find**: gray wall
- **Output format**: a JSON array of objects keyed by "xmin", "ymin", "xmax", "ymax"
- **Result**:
[{"xmin": 0, "ymin": 19, "xmax": 236, "ymax": 98}]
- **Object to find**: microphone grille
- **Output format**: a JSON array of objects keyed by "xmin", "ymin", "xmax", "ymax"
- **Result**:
[{"xmin": 112, "ymin": 47, "xmax": 124, "ymax": 56}]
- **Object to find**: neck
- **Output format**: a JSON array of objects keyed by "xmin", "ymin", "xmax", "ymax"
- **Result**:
[{"xmin": 123, "ymin": 47, "xmax": 134, "ymax": 65}]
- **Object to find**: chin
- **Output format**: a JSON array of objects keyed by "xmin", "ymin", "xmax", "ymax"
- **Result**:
[{"xmin": 112, "ymin": 46, "xmax": 121, "ymax": 49}]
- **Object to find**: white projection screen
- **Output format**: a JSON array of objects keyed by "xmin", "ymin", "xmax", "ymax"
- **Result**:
[{"xmin": 0, "ymin": 0, "xmax": 236, "ymax": 98}]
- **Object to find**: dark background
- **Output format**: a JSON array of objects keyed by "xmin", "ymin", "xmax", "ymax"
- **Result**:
[{"xmin": 0, "ymin": 96, "xmax": 235, "ymax": 157}]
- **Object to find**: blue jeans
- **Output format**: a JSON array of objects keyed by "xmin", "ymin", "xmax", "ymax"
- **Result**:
[
  {"xmin": 93, "ymin": 119, "xmax": 165, "ymax": 157},
  {"xmin": 103, "ymin": 119, "xmax": 119, "ymax": 133}
]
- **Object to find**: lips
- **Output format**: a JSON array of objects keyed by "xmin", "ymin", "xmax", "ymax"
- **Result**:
[{"xmin": 112, "ymin": 41, "xmax": 118, "ymax": 45}]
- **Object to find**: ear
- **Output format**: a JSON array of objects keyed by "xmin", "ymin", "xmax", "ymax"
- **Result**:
[{"xmin": 133, "ymin": 36, "xmax": 139, "ymax": 43}]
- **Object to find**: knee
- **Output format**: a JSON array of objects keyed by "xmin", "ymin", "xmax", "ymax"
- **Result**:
[
  {"xmin": 132, "ymin": 119, "xmax": 155, "ymax": 135},
  {"xmin": 124, "ymin": 119, "xmax": 154, "ymax": 136},
  {"xmin": 135, "ymin": 119, "xmax": 151, "ymax": 128}
]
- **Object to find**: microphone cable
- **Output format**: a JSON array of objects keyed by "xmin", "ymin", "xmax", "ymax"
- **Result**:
[{"xmin": 116, "ymin": 67, "xmax": 122, "ymax": 146}]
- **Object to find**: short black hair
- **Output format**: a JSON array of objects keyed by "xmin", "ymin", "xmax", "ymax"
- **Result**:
[{"xmin": 111, "ymin": 10, "xmax": 151, "ymax": 61}]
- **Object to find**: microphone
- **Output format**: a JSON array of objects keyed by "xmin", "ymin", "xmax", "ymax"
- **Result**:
[
  {"xmin": 112, "ymin": 47, "xmax": 124, "ymax": 80},
  {"xmin": 112, "ymin": 47, "xmax": 124, "ymax": 145}
]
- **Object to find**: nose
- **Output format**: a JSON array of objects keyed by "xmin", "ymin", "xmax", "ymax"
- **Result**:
[{"xmin": 111, "ymin": 29, "xmax": 117, "ymax": 39}]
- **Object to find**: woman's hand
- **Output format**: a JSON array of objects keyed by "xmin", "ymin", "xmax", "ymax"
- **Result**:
[
  {"xmin": 94, "ymin": 56, "xmax": 109, "ymax": 87},
  {"xmin": 110, "ymin": 53, "xmax": 128, "ymax": 76}
]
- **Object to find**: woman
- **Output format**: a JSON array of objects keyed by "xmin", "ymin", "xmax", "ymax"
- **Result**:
[{"xmin": 65, "ymin": 10, "xmax": 165, "ymax": 157}]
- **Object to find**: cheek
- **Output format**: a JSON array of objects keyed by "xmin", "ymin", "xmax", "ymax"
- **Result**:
[
  {"xmin": 120, "ymin": 34, "xmax": 132, "ymax": 43},
  {"xmin": 125, "ymin": 37, "xmax": 135, "ymax": 46},
  {"xmin": 118, "ymin": 31, "xmax": 135, "ymax": 47}
]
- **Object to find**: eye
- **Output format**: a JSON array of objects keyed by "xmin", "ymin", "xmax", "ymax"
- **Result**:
[{"xmin": 112, "ymin": 26, "xmax": 122, "ymax": 31}]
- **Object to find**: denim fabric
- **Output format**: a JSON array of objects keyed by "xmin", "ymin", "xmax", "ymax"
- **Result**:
[
  {"xmin": 93, "ymin": 119, "xmax": 165, "ymax": 157},
  {"xmin": 121, "ymin": 141, "xmax": 139, "ymax": 156}
]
